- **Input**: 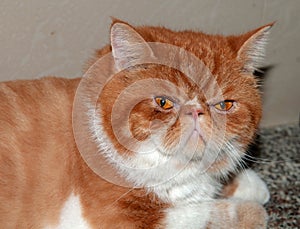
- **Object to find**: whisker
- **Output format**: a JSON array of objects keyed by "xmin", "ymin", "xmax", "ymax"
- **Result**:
[{"xmin": 243, "ymin": 153, "xmax": 285, "ymax": 164}]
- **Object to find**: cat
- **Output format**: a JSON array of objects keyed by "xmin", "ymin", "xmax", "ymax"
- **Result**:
[{"xmin": 0, "ymin": 19, "xmax": 273, "ymax": 229}]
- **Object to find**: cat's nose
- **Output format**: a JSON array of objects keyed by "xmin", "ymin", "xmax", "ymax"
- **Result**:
[{"xmin": 185, "ymin": 109, "xmax": 203, "ymax": 120}]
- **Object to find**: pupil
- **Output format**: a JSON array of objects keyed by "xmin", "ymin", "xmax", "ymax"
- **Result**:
[
  {"xmin": 220, "ymin": 102, "xmax": 226, "ymax": 109},
  {"xmin": 160, "ymin": 99, "xmax": 166, "ymax": 107}
]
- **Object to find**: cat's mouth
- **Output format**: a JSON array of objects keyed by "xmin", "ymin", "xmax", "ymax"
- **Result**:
[
  {"xmin": 179, "ymin": 129, "xmax": 206, "ymax": 160},
  {"xmin": 191, "ymin": 129, "xmax": 205, "ymax": 141},
  {"xmin": 186, "ymin": 128, "xmax": 206, "ymax": 146}
]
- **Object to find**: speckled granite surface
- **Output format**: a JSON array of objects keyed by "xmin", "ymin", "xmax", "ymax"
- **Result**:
[{"xmin": 250, "ymin": 124, "xmax": 299, "ymax": 228}]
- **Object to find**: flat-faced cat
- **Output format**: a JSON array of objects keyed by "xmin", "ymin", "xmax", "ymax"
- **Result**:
[{"xmin": 0, "ymin": 19, "xmax": 272, "ymax": 228}]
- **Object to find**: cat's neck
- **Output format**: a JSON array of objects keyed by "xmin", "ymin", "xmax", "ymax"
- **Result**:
[{"xmin": 151, "ymin": 168, "xmax": 220, "ymax": 205}]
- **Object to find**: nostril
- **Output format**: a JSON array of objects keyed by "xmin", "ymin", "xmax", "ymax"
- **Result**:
[{"xmin": 196, "ymin": 109, "xmax": 204, "ymax": 116}]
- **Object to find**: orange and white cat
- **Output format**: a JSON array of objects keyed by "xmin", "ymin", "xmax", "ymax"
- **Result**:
[{"xmin": 0, "ymin": 19, "xmax": 272, "ymax": 228}]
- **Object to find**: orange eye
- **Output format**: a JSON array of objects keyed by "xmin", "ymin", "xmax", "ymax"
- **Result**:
[
  {"xmin": 214, "ymin": 101, "xmax": 234, "ymax": 111},
  {"xmin": 155, "ymin": 97, "xmax": 174, "ymax": 110}
]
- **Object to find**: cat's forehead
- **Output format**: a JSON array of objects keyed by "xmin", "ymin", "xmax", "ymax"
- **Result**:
[
  {"xmin": 134, "ymin": 27, "xmax": 245, "ymax": 84},
  {"xmin": 124, "ymin": 66, "xmax": 221, "ymax": 104}
]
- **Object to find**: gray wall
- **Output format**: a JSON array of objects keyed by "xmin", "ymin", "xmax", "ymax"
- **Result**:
[{"xmin": 1, "ymin": 0, "xmax": 299, "ymax": 127}]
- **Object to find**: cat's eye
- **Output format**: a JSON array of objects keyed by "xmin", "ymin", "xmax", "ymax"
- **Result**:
[
  {"xmin": 214, "ymin": 101, "xmax": 234, "ymax": 112},
  {"xmin": 155, "ymin": 97, "xmax": 174, "ymax": 110}
]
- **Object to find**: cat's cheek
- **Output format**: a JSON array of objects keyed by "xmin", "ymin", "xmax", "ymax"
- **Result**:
[
  {"xmin": 129, "ymin": 117, "xmax": 151, "ymax": 142},
  {"xmin": 225, "ymin": 109, "xmax": 259, "ymax": 146},
  {"xmin": 163, "ymin": 122, "xmax": 182, "ymax": 151},
  {"xmin": 128, "ymin": 102, "xmax": 174, "ymax": 143}
]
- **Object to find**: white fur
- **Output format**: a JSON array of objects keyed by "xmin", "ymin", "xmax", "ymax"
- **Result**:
[
  {"xmin": 164, "ymin": 203, "xmax": 211, "ymax": 229},
  {"xmin": 230, "ymin": 169, "xmax": 270, "ymax": 204},
  {"xmin": 46, "ymin": 193, "xmax": 90, "ymax": 229},
  {"xmin": 185, "ymin": 96, "xmax": 201, "ymax": 107}
]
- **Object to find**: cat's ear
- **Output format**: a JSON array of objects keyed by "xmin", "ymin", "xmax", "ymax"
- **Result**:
[
  {"xmin": 231, "ymin": 23, "xmax": 274, "ymax": 73},
  {"xmin": 110, "ymin": 21, "xmax": 154, "ymax": 71}
]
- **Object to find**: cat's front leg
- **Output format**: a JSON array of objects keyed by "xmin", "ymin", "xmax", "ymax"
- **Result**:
[
  {"xmin": 222, "ymin": 169, "xmax": 270, "ymax": 204},
  {"xmin": 206, "ymin": 200, "xmax": 268, "ymax": 229},
  {"xmin": 164, "ymin": 200, "xmax": 268, "ymax": 229}
]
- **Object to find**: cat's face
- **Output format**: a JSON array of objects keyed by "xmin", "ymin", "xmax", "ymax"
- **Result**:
[{"xmin": 83, "ymin": 21, "xmax": 272, "ymax": 182}]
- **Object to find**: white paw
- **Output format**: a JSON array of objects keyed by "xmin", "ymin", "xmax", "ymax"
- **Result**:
[{"xmin": 231, "ymin": 169, "xmax": 270, "ymax": 204}]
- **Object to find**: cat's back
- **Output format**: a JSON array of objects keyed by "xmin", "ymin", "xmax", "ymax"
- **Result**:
[
  {"xmin": 0, "ymin": 76, "xmax": 79, "ymax": 113},
  {"xmin": 0, "ymin": 77, "xmax": 80, "ymax": 228},
  {"xmin": 0, "ymin": 77, "xmax": 79, "ymax": 145}
]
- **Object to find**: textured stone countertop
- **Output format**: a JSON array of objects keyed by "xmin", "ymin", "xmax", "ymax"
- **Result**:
[{"xmin": 250, "ymin": 124, "xmax": 299, "ymax": 228}]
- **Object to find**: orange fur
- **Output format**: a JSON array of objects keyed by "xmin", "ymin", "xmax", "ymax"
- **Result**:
[
  {"xmin": 0, "ymin": 77, "xmax": 168, "ymax": 228},
  {"xmin": 0, "ymin": 78, "xmax": 79, "ymax": 227},
  {"xmin": 0, "ymin": 20, "xmax": 272, "ymax": 228}
]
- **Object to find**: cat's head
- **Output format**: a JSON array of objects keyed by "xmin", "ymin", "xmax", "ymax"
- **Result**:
[{"xmin": 81, "ymin": 20, "xmax": 272, "ymax": 186}]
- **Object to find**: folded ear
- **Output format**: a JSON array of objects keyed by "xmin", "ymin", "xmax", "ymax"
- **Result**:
[
  {"xmin": 110, "ymin": 21, "xmax": 154, "ymax": 71},
  {"xmin": 230, "ymin": 23, "xmax": 274, "ymax": 73}
]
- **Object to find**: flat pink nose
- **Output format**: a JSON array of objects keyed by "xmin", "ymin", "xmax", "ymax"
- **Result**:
[{"xmin": 186, "ymin": 109, "xmax": 203, "ymax": 119}]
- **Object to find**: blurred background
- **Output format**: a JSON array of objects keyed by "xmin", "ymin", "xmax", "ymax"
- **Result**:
[{"xmin": 0, "ymin": 0, "xmax": 299, "ymax": 127}]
